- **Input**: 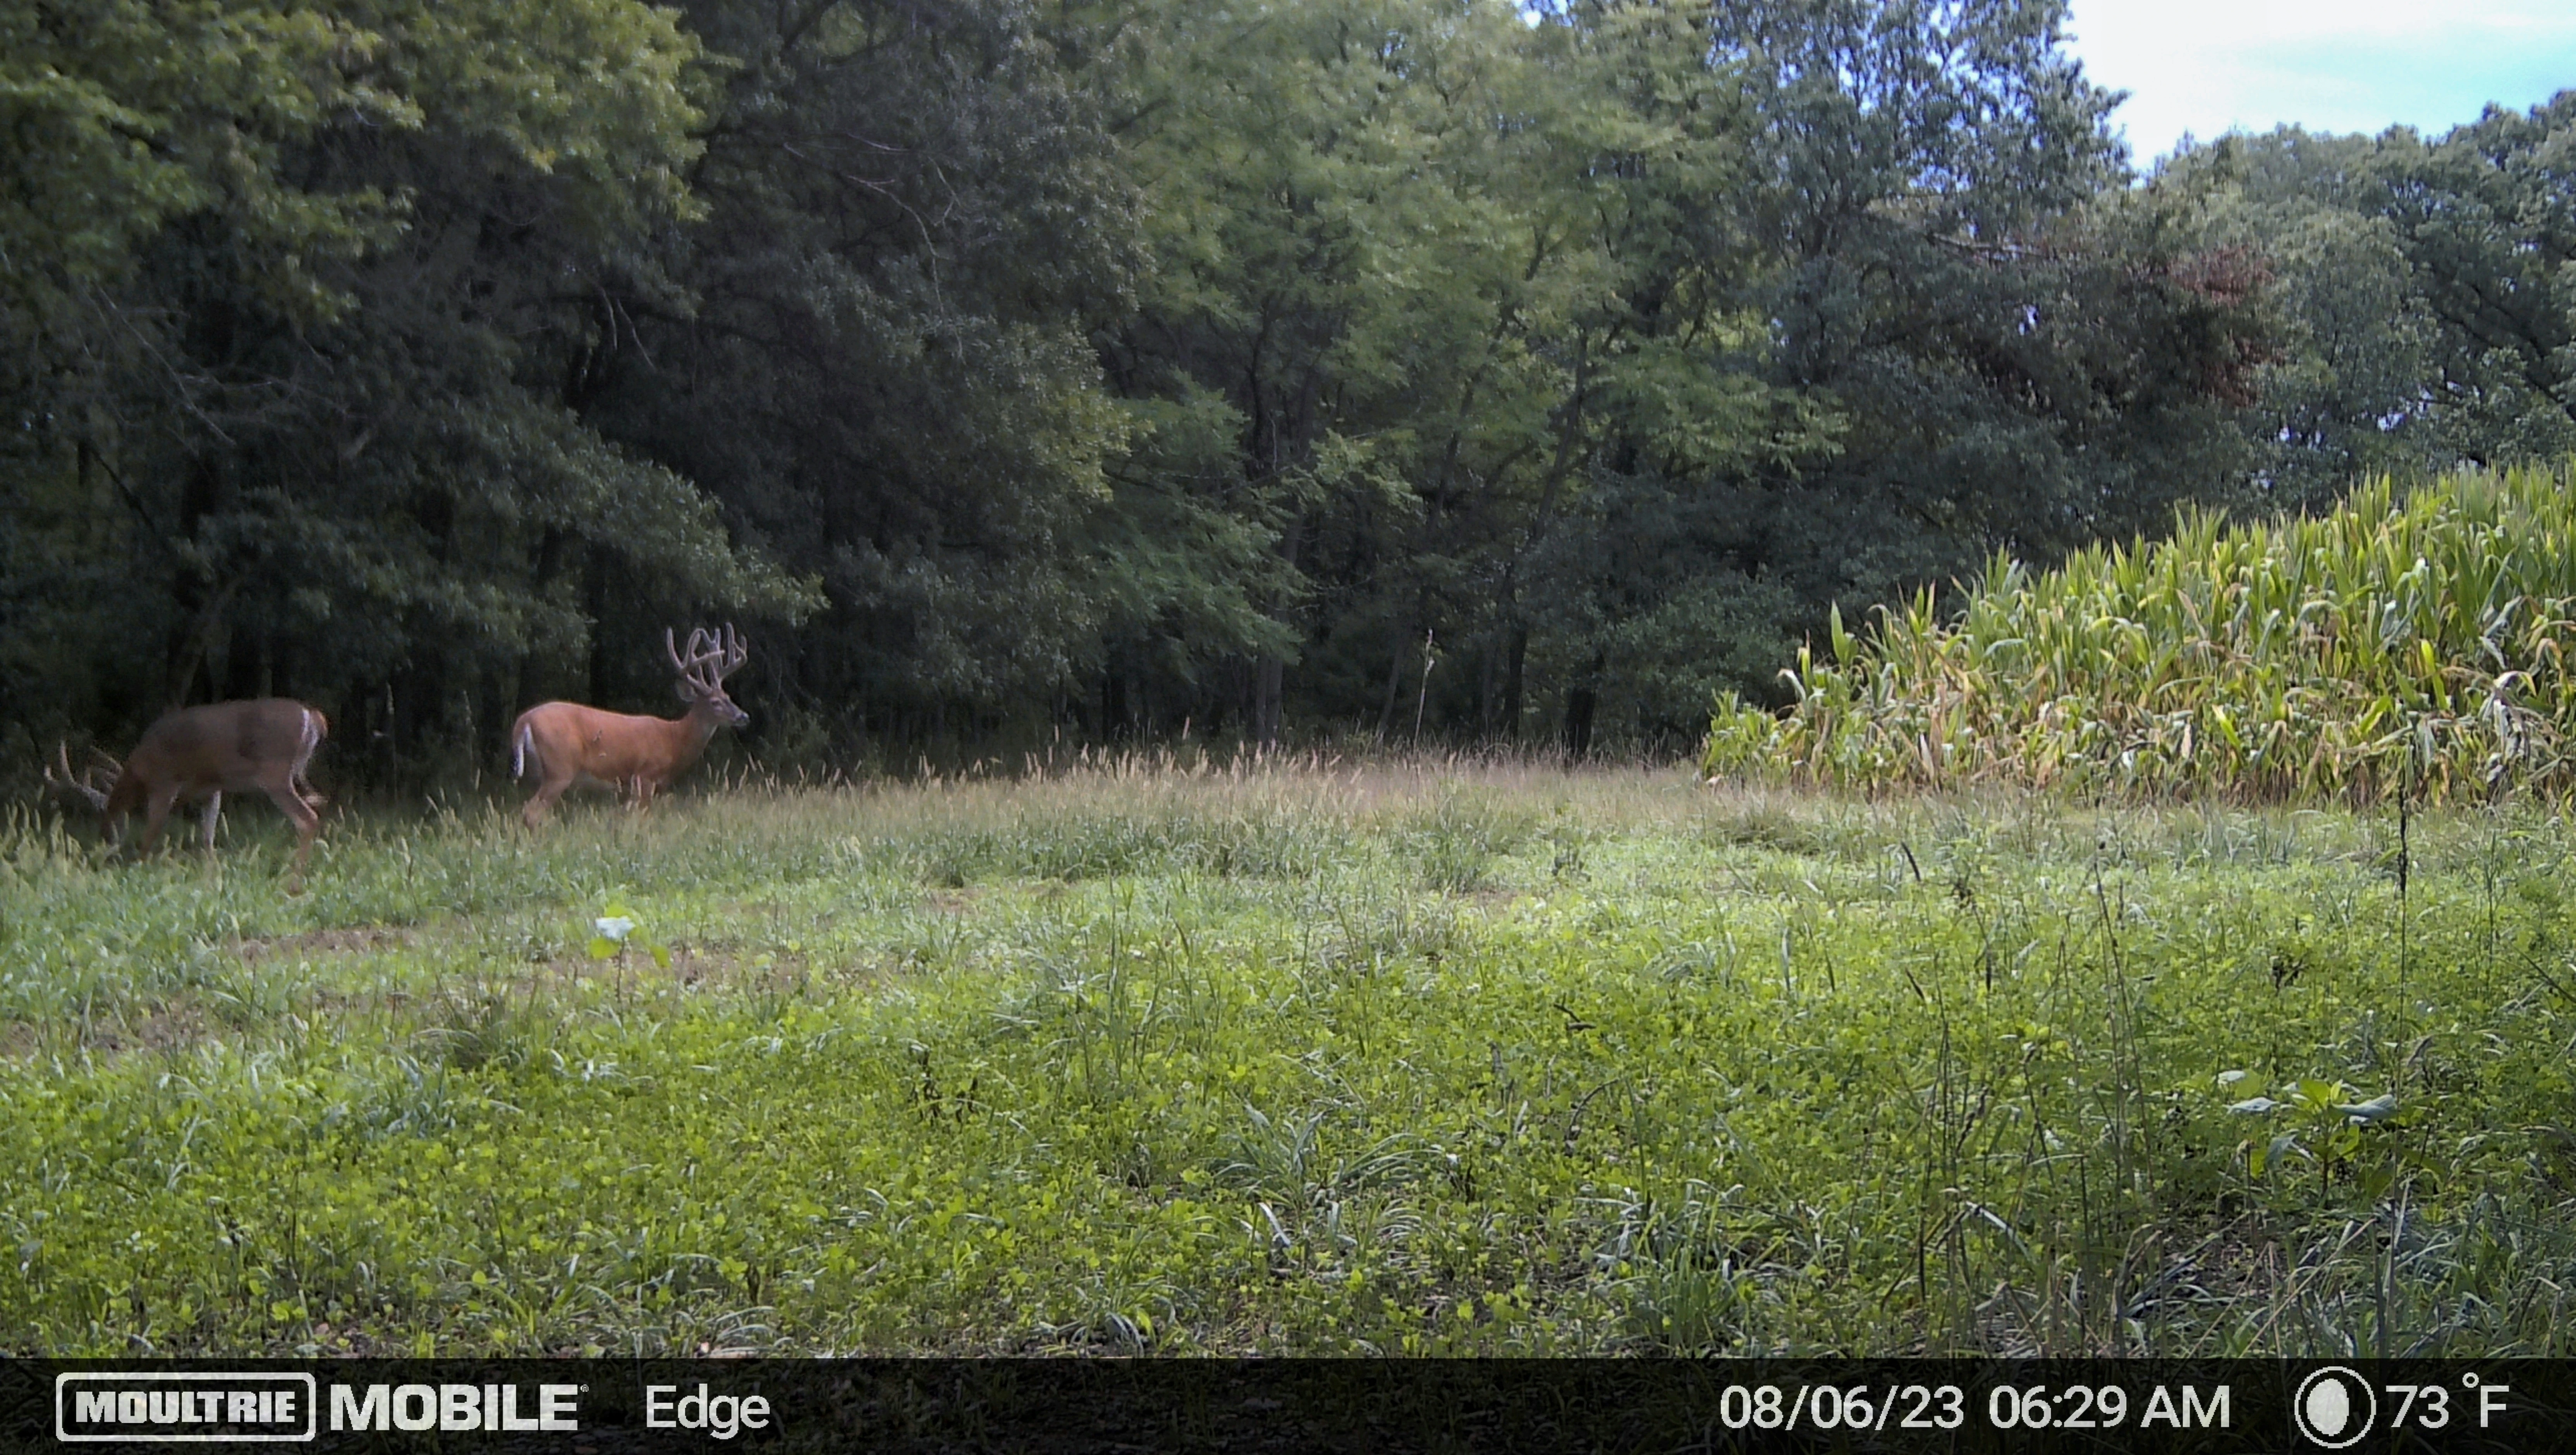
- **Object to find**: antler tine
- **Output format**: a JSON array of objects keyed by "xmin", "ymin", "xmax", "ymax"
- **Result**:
[
  {"xmin": 46, "ymin": 742, "xmax": 110, "ymax": 811},
  {"xmin": 720, "ymin": 622, "xmax": 747, "ymax": 676},
  {"xmin": 661, "ymin": 624, "xmax": 724, "ymax": 694}
]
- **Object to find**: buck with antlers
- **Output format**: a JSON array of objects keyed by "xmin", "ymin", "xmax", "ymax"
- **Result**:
[
  {"xmin": 45, "ymin": 699, "xmax": 329, "ymax": 887},
  {"xmin": 510, "ymin": 625, "xmax": 751, "ymax": 827}
]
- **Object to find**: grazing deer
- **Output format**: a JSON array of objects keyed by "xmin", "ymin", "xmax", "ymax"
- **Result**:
[
  {"xmin": 510, "ymin": 625, "xmax": 750, "ymax": 828},
  {"xmin": 46, "ymin": 699, "xmax": 329, "ymax": 887}
]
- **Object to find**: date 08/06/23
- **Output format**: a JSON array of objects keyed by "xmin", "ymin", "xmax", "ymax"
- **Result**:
[{"xmin": 1703, "ymin": 1383, "xmax": 2232, "ymax": 1433}]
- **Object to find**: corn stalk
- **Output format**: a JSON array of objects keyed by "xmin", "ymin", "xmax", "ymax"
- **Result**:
[{"xmin": 1704, "ymin": 464, "xmax": 2576, "ymax": 805}]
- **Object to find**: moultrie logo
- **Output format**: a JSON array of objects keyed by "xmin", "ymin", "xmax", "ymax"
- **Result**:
[{"xmin": 55, "ymin": 1373, "xmax": 318, "ymax": 1444}]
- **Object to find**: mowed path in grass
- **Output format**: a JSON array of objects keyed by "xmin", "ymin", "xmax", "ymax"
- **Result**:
[{"xmin": 4, "ymin": 761, "xmax": 2573, "ymax": 1355}]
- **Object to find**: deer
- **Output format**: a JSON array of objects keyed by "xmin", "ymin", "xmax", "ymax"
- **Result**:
[
  {"xmin": 45, "ymin": 699, "xmax": 329, "ymax": 888},
  {"xmin": 510, "ymin": 625, "xmax": 750, "ymax": 828}
]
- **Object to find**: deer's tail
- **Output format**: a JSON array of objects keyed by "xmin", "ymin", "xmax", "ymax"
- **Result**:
[
  {"xmin": 512, "ymin": 721, "xmax": 536, "ymax": 781},
  {"xmin": 294, "ymin": 707, "xmax": 330, "ymax": 806}
]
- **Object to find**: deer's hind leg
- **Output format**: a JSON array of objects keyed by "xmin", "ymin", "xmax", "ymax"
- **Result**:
[
  {"xmin": 200, "ymin": 791, "xmax": 222, "ymax": 851},
  {"xmin": 521, "ymin": 764, "xmax": 578, "ymax": 828},
  {"xmin": 259, "ymin": 774, "xmax": 321, "ymax": 890}
]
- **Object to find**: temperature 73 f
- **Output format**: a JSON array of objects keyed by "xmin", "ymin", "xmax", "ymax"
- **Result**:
[{"xmin": 2384, "ymin": 1374, "xmax": 2508, "ymax": 1430}]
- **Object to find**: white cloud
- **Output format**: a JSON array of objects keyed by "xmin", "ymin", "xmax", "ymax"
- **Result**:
[{"xmin": 2064, "ymin": 0, "xmax": 2576, "ymax": 162}]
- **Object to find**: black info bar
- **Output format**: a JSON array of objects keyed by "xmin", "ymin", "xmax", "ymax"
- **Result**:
[{"xmin": 5, "ymin": 1359, "xmax": 2567, "ymax": 1452}]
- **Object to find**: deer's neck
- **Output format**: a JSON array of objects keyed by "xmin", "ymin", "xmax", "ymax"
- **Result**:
[{"xmin": 667, "ymin": 699, "xmax": 725, "ymax": 763}]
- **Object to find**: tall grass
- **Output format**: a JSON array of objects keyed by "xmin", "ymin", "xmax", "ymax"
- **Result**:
[
  {"xmin": 9, "ymin": 760, "xmax": 2576, "ymax": 1357},
  {"xmin": 1705, "ymin": 463, "xmax": 2576, "ymax": 802}
]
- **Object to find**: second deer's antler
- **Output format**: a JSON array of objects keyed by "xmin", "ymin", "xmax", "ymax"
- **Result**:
[{"xmin": 45, "ymin": 742, "xmax": 113, "ymax": 810}]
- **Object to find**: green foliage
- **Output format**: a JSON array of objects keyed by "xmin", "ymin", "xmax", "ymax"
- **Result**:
[
  {"xmin": 25, "ymin": 0, "xmax": 2562, "ymax": 772},
  {"xmin": 4, "ymin": 768, "xmax": 2574, "ymax": 1357},
  {"xmin": 0, "ymin": 0, "xmax": 404, "ymax": 316},
  {"xmin": 579, "ymin": 0, "xmax": 1149, "ymax": 739},
  {"xmin": 1108, "ymin": 0, "xmax": 1667, "ymax": 740},
  {"xmin": 0, "ymin": 0, "xmax": 811, "ymax": 776},
  {"xmin": 586, "ymin": 897, "xmax": 670, "ymax": 968},
  {"xmin": 2159, "ymin": 94, "xmax": 2576, "ymax": 504},
  {"xmin": 1707, "ymin": 462, "xmax": 2576, "ymax": 802},
  {"xmin": 2152, "ymin": 132, "xmax": 2443, "ymax": 507},
  {"xmin": 2370, "ymin": 96, "xmax": 2576, "ymax": 469},
  {"xmin": 1695, "ymin": 0, "xmax": 2268, "ymax": 589}
]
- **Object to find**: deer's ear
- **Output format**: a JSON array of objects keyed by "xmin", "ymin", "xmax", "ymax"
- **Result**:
[{"xmin": 676, "ymin": 679, "xmax": 698, "ymax": 703}]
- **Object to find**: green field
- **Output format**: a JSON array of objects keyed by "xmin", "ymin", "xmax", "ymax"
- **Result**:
[{"xmin": 5, "ymin": 761, "xmax": 2573, "ymax": 1356}]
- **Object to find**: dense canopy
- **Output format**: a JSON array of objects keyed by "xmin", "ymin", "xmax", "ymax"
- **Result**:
[{"xmin": 4, "ymin": 0, "xmax": 2568, "ymax": 779}]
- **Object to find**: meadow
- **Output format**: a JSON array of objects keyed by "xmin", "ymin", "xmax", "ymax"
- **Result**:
[{"xmin": 3, "ymin": 758, "xmax": 2573, "ymax": 1357}]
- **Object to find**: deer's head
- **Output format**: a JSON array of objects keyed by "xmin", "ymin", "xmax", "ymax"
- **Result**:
[{"xmin": 44, "ymin": 742, "xmax": 116, "ymax": 813}]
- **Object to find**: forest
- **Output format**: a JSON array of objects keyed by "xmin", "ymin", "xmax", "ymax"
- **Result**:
[
  {"xmin": 13, "ymin": 0, "xmax": 2576, "ymax": 1365},
  {"xmin": 6, "ymin": 0, "xmax": 2572, "ymax": 780}
]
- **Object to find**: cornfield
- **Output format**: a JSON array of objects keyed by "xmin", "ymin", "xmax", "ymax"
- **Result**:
[{"xmin": 1703, "ymin": 462, "xmax": 2576, "ymax": 804}]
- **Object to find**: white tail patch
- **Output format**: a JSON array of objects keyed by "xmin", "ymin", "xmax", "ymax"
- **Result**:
[
  {"xmin": 513, "ymin": 723, "xmax": 535, "ymax": 780},
  {"xmin": 289, "ymin": 708, "xmax": 328, "ymax": 807}
]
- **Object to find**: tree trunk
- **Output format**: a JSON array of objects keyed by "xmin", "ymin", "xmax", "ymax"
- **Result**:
[
  {"xmin": 163, "ymin": 457, "xmax": 225, "ymax": 709},
  {"xmin": 1376, "ymin": 624, "xmax": 1406, "ymax": 741},
  {"xmin": 583, "ymin": 545, "xmax": 610, "ymax": 705},
  {"xmin": 1253, "ymin": 516, "xmax": 1308, "ymax": 748},
  {"xmin": 516, "ymin": 525, "xmax": 568, "ymax": 711},
  {"xmin": 1564, "ymin": 651, "xmax": 1604, "ymax": 758},
  {"xmin": 1477, "ymin": 641, "xmax": 1503, "ymax": 737},
  {"xmin": 1102, "ymin": 668, "xmax": 1129, "ymax": 740},
  {"xmin": 1254, "ymin": 655, "xmax": 1284, "ymax": 747},
  {"xmin": 1563, "ymin": 686, "xmax": 1596, "ymax": 759}
]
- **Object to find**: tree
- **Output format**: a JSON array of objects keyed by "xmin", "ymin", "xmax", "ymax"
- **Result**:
[
  {"xmin": 2372, "ymin": 94, "xmax": 2576, "ymax": 468},
  {"xmin": 1103, "ymin": 0, "xmax": 1823, "ymax": 745},
  {"xmin": 2152, "ymin": 131, "xmax": 2443, "ymax": 508},
  {"xmin": 1103, "ymin": 0, "xmax": 1560, "ymax": 743},
  {"xmin": 1, "ymin": 0, "xmax": 809, "ymax": 773},
  {"xmin": 2158, "ymin": 93, "xmax": 2576, "ymax": 506},
  {"xmin": 1519, "ymin": 0, "xmax": 2271, "ymax": 745},
  {"xmin": 0, "ymin": 0, "xmax": 2304, "ymax": 770},
  {"xmin": 580, "ymin": 0, "xmax": 1164, "ymax": 758}
]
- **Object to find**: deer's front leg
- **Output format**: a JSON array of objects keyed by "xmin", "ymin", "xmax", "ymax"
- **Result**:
[
  {"xmin": 200, "ymin": 791, "xmax": 223, "ymax": 851},
  {"xmin": 135, "ymin": 784, "xmax": 184, "ymax": 857}
]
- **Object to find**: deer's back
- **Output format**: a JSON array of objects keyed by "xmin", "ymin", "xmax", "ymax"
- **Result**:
[
  {"xmin": 518, "ymin": 701, "xmax": 691, "ymax": 780},
  {"xmin": 131, "ymin": 700, "xmax": 324, "ymax": 790}
]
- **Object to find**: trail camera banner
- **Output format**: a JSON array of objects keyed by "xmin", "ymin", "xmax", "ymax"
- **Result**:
[{"xmin": 2, "ymin": 1359, "xmax": 2560, "ymax": 1452}]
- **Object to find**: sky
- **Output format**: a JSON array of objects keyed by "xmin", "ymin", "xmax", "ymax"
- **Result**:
[{"xmin": 2063, "ymin": 0, "xmax": 2576, "ymax": 165}]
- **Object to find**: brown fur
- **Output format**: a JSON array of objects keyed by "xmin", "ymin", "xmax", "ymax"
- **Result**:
[
  {"xmin": 74, "ymin": 699, "xmax": 327, "ymax": 887},
  {"xmin": 510, "ymin": 625, "xmax": 748, "ymax": 828}
]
